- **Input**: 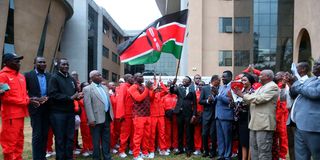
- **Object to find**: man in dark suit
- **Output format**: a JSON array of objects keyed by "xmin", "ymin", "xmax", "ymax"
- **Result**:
[
  {"xmin": 25, "ymin": 56, "xmax": 51, "ymax": 160},
  {"xmin": 199, "ymin": 75, "xmax": 220, "ymax": 158},
  {"xmin": 215, "ymin": 70, "xmax": 233, "ymax": 160},
  {"xmin": 83, "ymin": 70, "xmax": 114, "ymax": 160},
  {"xmin": 170, "ymin": 76, "xmax": 197, "ymax": 157}
]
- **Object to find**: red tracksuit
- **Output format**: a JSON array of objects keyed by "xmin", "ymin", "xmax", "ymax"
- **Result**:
[
  {"xmin": 149, "ymin": 82, "xmax": 167, "ymax": 152},
  {"xmin": 116, "ymin": 83, "xmax": 134, "ymax": 153},
  {"xmin": 0, "ymin": 67, "xmax": 30, "ymax": 160},
  {"xmin": 163, "ymin": 94, "xmax": 178, "ymax": 149},
  {"xmin": 272, "ymin": 83, "xmax": 289, "ymax": 160},
  {"xmin": 110, "ymin": 91, "xmax": 121, "ymax": 149},
  {"xmin": 128, "ymin": 83, "xmax": 152, "ymax": 158},
  {"xmin": 78, "ymin": 99, "xmax": 93, "ymax": 152},
  {"xmin": 194, "ymin": 90, "xmax": 203, "ymax": 150}
]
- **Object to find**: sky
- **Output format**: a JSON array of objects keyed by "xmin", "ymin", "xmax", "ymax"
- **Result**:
[{"xmin": 94, "ymin": 0, "xmax": 162, "ymax": 31}]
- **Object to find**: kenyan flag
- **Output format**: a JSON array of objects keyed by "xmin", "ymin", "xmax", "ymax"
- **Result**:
[{"xmin": 118, "ymin": 9, "xmax": 188, "ymax": 65}]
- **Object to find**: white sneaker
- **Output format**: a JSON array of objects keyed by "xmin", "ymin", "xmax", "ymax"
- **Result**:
[
  {"xmin": 115, "ymin": 144, "xmax": 120, "ymax": 149},
  {"xmin": 133, "ymin": 156, "xmax": 144, "ymax": 160},
  {"xmin": 51, "ymin": 151, "xmax": 56, "ymax": 156},
  {"xmin": 148, "ymin": 152, "xmax": 155, "ymax": 158},
  {"xmin": 82, "ymin": 151, "xmax": 90, "ymax": 157},
  {"xmin": 173, "ymin": 148, "xmax": 179, "ymax": 153},
  {"xmin": 159, "ymin": 150, "xmax": 169, "ymax": 156},
  {"xmin": 119, "ymin": 152, "xmax": 128, "ymax": 158},
  {"xmin": 193, "ymin": 150, "xmax": 201, "ymax": 155},
  {"xmin": 112, "ymin": 148, "xmax": 118, "ymax": 154},
  {"xmin": 74, "ymin": 150, "xmax": 81, "ymax": 155},
  {"xmin": 45, "ymin": 152, "xmax": 52, "ymax": 158},
  {"xmin": 166, "ymin": 149, "xmax": 171, "ymax": 153},
  {"xmin": 141, "ymin": 153, "xmax": 149, "ymax": 159},
  {"xmin": 129, "ymin": 150, "xmax": 133, "ymax": 155}
]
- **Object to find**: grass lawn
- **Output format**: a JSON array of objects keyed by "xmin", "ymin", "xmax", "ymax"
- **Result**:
[{"xmin": 0, "ymin": 118, "xmax": 213, "ymax": 160}]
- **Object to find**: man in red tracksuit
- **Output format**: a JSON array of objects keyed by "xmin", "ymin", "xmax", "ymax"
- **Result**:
[
  {"xmin": 149, "ymin": 79, "xmax": 169, "ymax": 158},
  {"xmin": 193, "ymin": 81, "xmax": 204, "ymax": 155},
  {"xmin": 128, "ymin": 73, "xmax": 153, "ymax": 160},
  {"xmin": 272, "ymin": 72, "xmax": 289, "ymax": 160},
  {"xmin": 163, "ymin": 88, "xmax": 179, "ymax": 152},
  {"xmin": 116, "ymin": 74, "xmax": 135, "ymax": 158},
  {"xmin": 0, "ymin": 53, "xmax": 38, "ymax": 160}
]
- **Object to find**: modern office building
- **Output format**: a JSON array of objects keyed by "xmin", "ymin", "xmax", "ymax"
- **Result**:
[
  {"xmin": 60, "ymin": 0, "xmax": 125, "ymax": 82},
  {"xmin": 0, "ymin": 0, "xmax": 73, "ymax": 72}
]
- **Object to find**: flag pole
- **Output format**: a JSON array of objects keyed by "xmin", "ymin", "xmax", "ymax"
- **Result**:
[{"xmin": 175, "ymin": 58, "xmax": 181, "ymax": 79}]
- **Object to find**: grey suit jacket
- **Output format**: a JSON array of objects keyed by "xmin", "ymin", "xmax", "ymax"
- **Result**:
[
  {"xmin": 83, "ymin": 83, "xmax": 114, "ymax": 125},
  {"xmin": 243, "ymin": 81, "xmax": 279, "ymax": 131},
  {"xmin": 290, "ymin": 76, "xmax": 320, "ymax": 132}
]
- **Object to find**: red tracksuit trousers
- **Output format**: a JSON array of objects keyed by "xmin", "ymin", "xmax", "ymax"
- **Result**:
[
  {"xmin": 80, "ymin": 122, "xmax": 93, "ymax": 152},
  {"xmin": 165, "ymin": 115, "xmax": 178, "ymax": 149},
  {"xmin": 118, "ymin": 117, "xmax": 134, "ymax": 153},
  {"xmin": 1, "ymin": 118, "xmax": 24, "ymax": 160},
  {"xmin": 194, "ymin": 123, "xmax": 202, "ymax": 150},
  {"xmin": 133, "ymin": 117, "xmax": 151, "ymax": 157},
  {"xmin": 47, "ymin": 127, "xmax": 54, "ymax": 152},
  {"xmin": 111, "ymin": 120, "xmax": 121, "ymax": 148},
  {"xmin": 150, "ymin": 116, "xmax": 166, "ymax": 152},
  {"xmin": 272, "ymin": 104, "xmax": 289, "ymax": 159}
]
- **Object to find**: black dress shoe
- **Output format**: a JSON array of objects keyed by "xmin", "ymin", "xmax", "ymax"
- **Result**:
[
  {"xmin": 186, "ymin": 152, "xmax": 191, "ymax": 157},
  {"xmin": 174, "ymin": 150, "xmax": 184, "ymax": 155}
]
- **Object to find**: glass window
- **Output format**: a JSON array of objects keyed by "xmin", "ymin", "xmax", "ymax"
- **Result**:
[
  {"xmin": 102, "ymin": 68, "xmax": 109, "ymax": 80},
  {"xmin": 219, "ymin": 50, "xmax": 232, "ymax": 66},
  {"xmin": 235, "ymin": 50, "xmax": 250, "ymax": 66},
  {"xmin": 103, "ymin": 21, "xmax": 109, "ymax": 35},
  {"xmin": 219, "ymin": 17, "xmax": 232, "ymax": 33},
  {"xmin": 270, "ymin": 14, "xmax": 277, "ymax": 25},
  {"xmin": 258, "ymin": 15, "xmax": 270, "ymax": 25},
  {"xmin": 235, "ymin": 17, "xmax": 250, "ymax": 33},
  {"xmin": 259, "ymin": 26, "xmax": 270, "ymax": 37},
  {"xmin": 259, "ymin": 2, "xmax": 270, "ymax": 14},
  {"xmin": 258, "ymin": 38, "xmax": 270, "ymax": 49},
  {"xmin": 112, "ymin": 52, "xmax": 118, "ymax": 63},
  {"xmin": 112, "ymin": 72, "xmax": 117, "ymax": 82},
  {"xmin": 112, "ymin": 31, "xmax": 118, "ymax": 44},
  {"xmin": 103, "ymin": 46, "xmax": 109, "ymax": 58}
]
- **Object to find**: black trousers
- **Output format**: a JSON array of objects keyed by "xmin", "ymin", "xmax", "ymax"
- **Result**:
[
  {"xmin": 30, "ymin": 109, "xmax": 50, "ymax": 160},
  {"xmin": 90, "ymin": 113, "xmax": 112, "ymax": 160},
  {"xmin": 177, "ymin": 112, "xmax": 194, "ymax": 153},
  {"xmin": 202, "ymin": 118, "xmax": 216, "ymax": 156},
  {"xmin": 50, "ymin": 112, "xmax": 75, "ymax": 160}
]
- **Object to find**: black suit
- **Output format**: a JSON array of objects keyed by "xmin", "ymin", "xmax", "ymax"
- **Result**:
[
  {"xmin": 25, "ymin": 70, "xmax": 51, "ymax": 160},
  {"xmin": 170, "ymin": 85, "xmax": 197, "ymax": 154},
  {"xmin": 199, "ymin": 85, "xmax": 217, "ymax": 156}
]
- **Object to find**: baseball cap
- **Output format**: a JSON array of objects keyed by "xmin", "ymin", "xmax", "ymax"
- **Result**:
[{"xmin": 2, "ymin": 53, "xmax": 24, "ymax": 62}]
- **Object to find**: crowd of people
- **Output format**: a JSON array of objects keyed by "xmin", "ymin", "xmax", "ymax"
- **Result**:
[{"xmin": 0, "ymin": 52, "xmax": 319, "ymax": 160}]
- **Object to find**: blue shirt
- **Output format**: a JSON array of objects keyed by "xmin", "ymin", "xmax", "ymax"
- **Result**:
[
  {"xmin": 94, "ymin": 83, "xmax": 110, "ymax": 112},
  {"xmin": 35, "ymin": 69, "xmax": 47, "ymax": 96}
]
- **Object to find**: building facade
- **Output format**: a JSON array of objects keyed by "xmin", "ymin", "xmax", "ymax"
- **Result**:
[
  {"xmin": 0, "ymin": 0, "xmax": 73, "ymax": 72},
  {"xmin": 293, "ymin": 0, "xmax": 320, "ymax": 63},
  {"xmin": 60, "ymin": 0, "xmax": 125, "ymax": 82}
]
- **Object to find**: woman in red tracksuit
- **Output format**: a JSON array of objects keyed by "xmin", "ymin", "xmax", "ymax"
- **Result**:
[{"xmin": 108, "ymin": 82, "xmax": 121, "ymax": 153}]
